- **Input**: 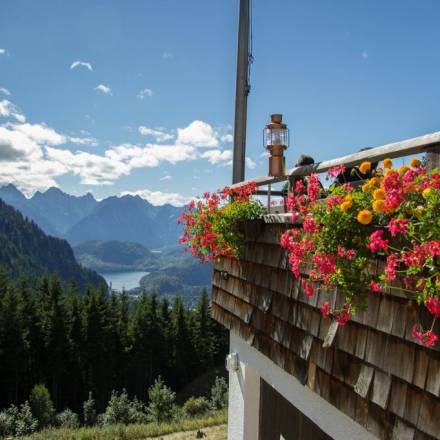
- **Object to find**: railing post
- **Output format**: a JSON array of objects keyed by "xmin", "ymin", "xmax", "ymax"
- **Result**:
[{"xmin": 426, "ymin": 145, "xmax": 440, "ymax": 171}]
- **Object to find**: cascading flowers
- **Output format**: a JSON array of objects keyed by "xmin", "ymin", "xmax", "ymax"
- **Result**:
[
  {"xmin": 281, "ymin": 158, "xmax": 440, "ymax": 346},
  {"xmin": 178, "ymin": 182, "xmax": 266, "ymax": 262}
]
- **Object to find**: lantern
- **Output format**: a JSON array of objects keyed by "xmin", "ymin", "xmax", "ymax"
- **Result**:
[{"xmin": 263, "ymin": 114, "xmax": 289, "ymax": 177}]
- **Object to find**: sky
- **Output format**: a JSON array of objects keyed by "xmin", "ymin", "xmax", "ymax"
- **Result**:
[{"xmin": 1, "ymin": 0, "xmax": 440, "ymax": 206}]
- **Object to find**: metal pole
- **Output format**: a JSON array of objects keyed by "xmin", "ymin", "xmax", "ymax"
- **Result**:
[{"xmin": 232, "ymin": 0, "xmax": 250, "ymax": 184}]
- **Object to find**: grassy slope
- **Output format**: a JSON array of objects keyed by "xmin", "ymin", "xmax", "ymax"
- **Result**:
[{"xmin": 21, "ymin": 411, "xmax": 227, "ymax": 440}]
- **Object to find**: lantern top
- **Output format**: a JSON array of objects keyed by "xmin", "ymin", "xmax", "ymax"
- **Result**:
[{"xmin": 266, "ymin": 113, "xmax": 287, "ymax": 129}]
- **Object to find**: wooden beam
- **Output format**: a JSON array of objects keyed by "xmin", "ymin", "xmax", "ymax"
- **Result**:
[{"xmin": 230, "ymin": 131, "xmax": 440, "ymax": 189}]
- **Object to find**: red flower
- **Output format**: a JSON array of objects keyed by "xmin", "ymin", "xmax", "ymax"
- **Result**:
[
  {"xmin": 334, "ymin": 306, "xmax": 350, "ymax": 326},
  {"xmin": 302, "ymin": 280, "xmax": 315, "ymax": 297},
  {"xmin": 369, "ymin": 280, "xmax": 381, "ymax": 292},
  {"xmin": 388, "ymin": 218, "xmax": 409, "ymax": 237},
  {"xmin": 426, "ymin": 297, "xmax": 440, "ymax": 317},
  {"xmin": 320, "ymin": 301, "xmax": 331, "ymax": 318},
  {"xmin": 412, "ymin": 325, "xmax": 438, "ymax": 347}
]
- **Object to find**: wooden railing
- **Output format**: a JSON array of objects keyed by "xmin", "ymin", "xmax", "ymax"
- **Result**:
[{"xmin": 231, "ymin": 131, "xmax": 440, "ymax": 209}]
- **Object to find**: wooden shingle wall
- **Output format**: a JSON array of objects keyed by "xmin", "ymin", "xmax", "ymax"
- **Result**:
[{"xmin": 212, "ymin": 222, "xmax": 440, "ymax": 440}]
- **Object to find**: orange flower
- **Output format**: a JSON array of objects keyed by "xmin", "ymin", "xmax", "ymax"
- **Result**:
[
  {"xmin": 357, "ymin": 209, "xmax": 373, "ymax": 225},
  {"xmin": 372, "ymin": 200, "xmax": 386, "ymax": 213},
  {"xmin": 369, "ymin": 177, "xmax": 381, "ymax": 187},
  {"xmin": 359, "ymin": 161, "xmax": 371, "ymax": 174},
  {"xmin": 373, "ymin": 188, "xmax": 386, "ymax": 200},
  {"xmin": 340, "ymin": 201, "xmax": 352, "ymax": 212},
  {"xmin": 410, "ymin": 157, "xmax": 421, "ymax": 168},
  {"xmin": 383, "ymin": 158, "xmax": 392, "ymax": 168}
]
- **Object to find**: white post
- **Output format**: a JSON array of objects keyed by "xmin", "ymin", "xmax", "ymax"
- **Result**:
[{"xmin": 227, "ymin": 333, "xmax": 261, "ymax": 440}]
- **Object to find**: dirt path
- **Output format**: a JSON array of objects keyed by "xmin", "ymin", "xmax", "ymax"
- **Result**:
[{"xmin": 145, "ymin": 424, "xmax": 227, "ymax": 440}]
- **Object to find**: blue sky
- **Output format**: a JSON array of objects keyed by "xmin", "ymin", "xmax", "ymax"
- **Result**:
[{"xmin": 1, "ymin": 0, "xmax": 440, "ymax": 205}]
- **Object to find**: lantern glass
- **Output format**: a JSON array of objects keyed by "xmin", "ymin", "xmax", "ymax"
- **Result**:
[{"xmin": 264, "ymin": 127, "xmax": 289, "ymax": 149}]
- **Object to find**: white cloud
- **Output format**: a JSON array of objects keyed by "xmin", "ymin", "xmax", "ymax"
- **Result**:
[
  {"xmin": 200, "ymin": 149, "xmax": 232, "ymax": 166},
  {"xmin": 162, "ymin": 52, "xmax": 173, "ymax": 59},
  {"xmin": 0, "ymin": 48, "xmax": 8, "ymax": 56},
  {"xmin": 70, "ymin": 60, "xmax": 93, "ymax": 71},
  {"xmin": 94, "ymin": 84, "xmax": 112, "ymax": 95},
  {"xmin": 0, "ymin": 100, "xmax": 25, "ymax": 122},
  {"xmin": 361, "ymin": 51, "xmax": 368, "ymax": 59},
  {"xmin": 137, "ymin": 88, "xmax": 153, "ymax": 99},
  {"xmin": 11, "ymin": 123, "xmax": 66, "ymax": 146},
  {"xmin": 0, "ymin": 105, "xmax": 233, "ymax": 193},
  {"xmin": 245, "ymin": 157, "xmax": 256, "ymax": 169},
  {"xmin": 69, "ymin": 136, "xmax": 98, "ymax": 147},
  {"xmin": 138, "ymin": 126, "xmax": 174, "ymax": 142},
  {"xmin": 45, "ymin": 147, "xmax": 130, "ymax": 185},
  {"xmin": 177, "ymin": 120, "xmax": 219, "ymax": 148},
  {"xmin": 221, "ymin": 133, "xmax": 233, "ymax": 143},
  {"xmin": 121, "ymin": 189, "xmax": 192, "ymax": 207},
  {"xmin": 0, "ymin": 88, "xmax": 10, "ymax": 96}
]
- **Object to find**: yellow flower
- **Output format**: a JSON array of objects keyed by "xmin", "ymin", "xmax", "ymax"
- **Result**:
[
  {"xmin": 344, "ymin": 195, "xmax": 353, "ymax": 202},
  {"xmin": 373, "ymin": 188, "xmax": 386, "ymax": 200},
  {"xmin": 383, "ymin": 158, "xmax": 392, "ymax": 168},
  {"xmin": 372, "ymin": 200, "xmax": 386, "ymax": 213},
  {"xmin": 340, "ymin": 201, "xmax": 352, "ymax": 212},
  {"xmin": 359, "ymin": 161, "xmax": 371, "ymax": 175},
  {"xmin": 410, "ymin": 157, "xmax": 421, "ymax": 168},
  {"xmin": 422, "ymin": 188, "xmax": 432, "ymax": 199},
  {"xmin": 357, "ymin": 209, "xmax": 373, "ymax": 225},
  {"xmin": 415, "ymin": 206, "xmax": 424, "ymax": 216},
  {"xmin": 399, "ymin": 165, "xmax": 409, "ymax": 176},
  {"xmin": 362, "ymin": 182, "xmax": 371, "ymax": 192}
]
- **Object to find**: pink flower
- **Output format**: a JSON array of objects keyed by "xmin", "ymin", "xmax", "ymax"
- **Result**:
[
  {"xmin": 302, "ymin": 215, "xmax": 320, "ymax": 234},
  {"xmin": 367, "ymin": 230, "xmax": 389, "ymax": 253},
  {"xmin": 312, "ymin": 252, "xmax": 337, "ymax": 283},
  {"xmin": 307, "ymin": 174, "xmax": 321, "ymax": 203},
  {"xmin": 426, "ymin": 297, "xmax": 440, "ymax": 317},
  {"xmin": 369, "ymin": 280, "xmax": 381, "ymax": 292},
  {"xmin": 326, "ymin": 196, "xmax": 344, "ymax": 211},
  {"xmin": 294, "ymin": 180, "xmax": 305, "ymax": 194},
  {"xmin": 327, "ymin": 165, "xmax": 346, "ymax": 179},
  {"xmin": 286, "ymin": 193, "xmax": 296, "ymax": 212},
  {"xmin": 385, "ymin": 253, "xmax": 399, "ymax": 282},
  {"xmin": 388, "ymin": 218, "xmax": 409, "ymax": 237},
  {"xmin": 320, "ymin": 301, "xmax": 331, "ymax": 318},
  {"xmin": 412, "ymin": 325, "xmax": 438, "ymax": 347},
  {"xmin": 343, "ymin": 183, "xmax": 353, "ymax": 193}
]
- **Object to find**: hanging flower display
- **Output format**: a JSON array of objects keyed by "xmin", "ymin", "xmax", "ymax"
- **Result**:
[
  {"xmin": 280, "ymin": 158, "xmax": 440, "ymax": 346},
  {"xmin": 178, "ymin": 182, "xmax": 266, "ymax": 262}
]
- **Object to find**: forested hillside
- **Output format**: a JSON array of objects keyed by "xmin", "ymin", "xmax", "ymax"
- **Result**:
[
  {"xmin": 0, "ymin": 269, "xmax": 228, "ymax": 414},
  {"xmin": 0, "ymin": 199, "xmax": 104, "ymax": 289},
  {"xmin": 74, "ymin": 240, "xmax": 159, "ymax": 273}
]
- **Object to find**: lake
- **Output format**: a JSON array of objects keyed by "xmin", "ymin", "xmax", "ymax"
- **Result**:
[{"xmin": 100, "ymin": 271, "xmax": 149, "ymax": 292}]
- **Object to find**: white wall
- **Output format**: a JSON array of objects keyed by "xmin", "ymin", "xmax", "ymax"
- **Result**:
[
  {"xmin": 227, "ymin": 348, "xmax": 260, "ymax": 440},
  {"xmin": 227, "ymin": 332, "xmax": 378, "ymax": 440}
]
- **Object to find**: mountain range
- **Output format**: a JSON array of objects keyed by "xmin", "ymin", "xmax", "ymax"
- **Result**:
[
  {"xmin": 0, "ymin": 198, "xmax": 104, "ymax": 288},
  {"xmin": 0, "ymin": 184, "xmax": 182, "ymax": 248}
]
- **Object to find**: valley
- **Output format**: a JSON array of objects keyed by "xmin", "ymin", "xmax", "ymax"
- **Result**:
[{"xmin": 0, "ymin": 185, "xmax": 210, "ymax": 302}]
